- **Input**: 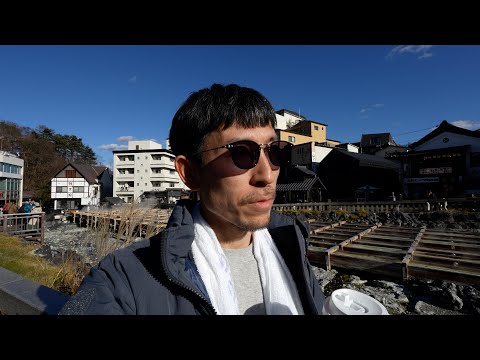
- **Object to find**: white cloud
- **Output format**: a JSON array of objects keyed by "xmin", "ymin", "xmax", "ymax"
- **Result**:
[
  {"xmin": 129, "ymin": 75, "xmax": 137, "ymax": 83},
  {"xmin": 387, "ymin": 45, "xmax": 435, "ymax": 60},
  {"xmin": 98, "ymin": 144, "xmax": 128, "ymax": 151},
  {"xmin": 452, "ymin": 120, "xmax": 480, "ymax": 130},
  {"xmin": 418, "ymin": 52, "xmax": 434, "ymax": 60},
  {"xmin": 360, "ymin": 103, "xmax": 385, "ymax": 115},
  {"xmin": 117, "ymin": 136, "xmax": 136, "ymax": 143}
]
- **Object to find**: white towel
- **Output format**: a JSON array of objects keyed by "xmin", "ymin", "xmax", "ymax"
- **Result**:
[{"xmin": 191, "ymin": 204, "xmax": 304, "ymax": 315}]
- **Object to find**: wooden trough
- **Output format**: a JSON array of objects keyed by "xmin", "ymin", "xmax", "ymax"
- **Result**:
[
  {"xmin": 73, "ymin": 208, "xmax": 172, "ymax": 239},
  {"xmin": 307, "ymin": 221, "xmax": 480, "ymax": 285}
]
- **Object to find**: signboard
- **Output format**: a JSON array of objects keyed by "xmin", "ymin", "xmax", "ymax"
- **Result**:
[
  {"xmin": 404, "ymin": 177, "xmax": 439, "ymax": 184},
  {"xmin": 419, "ymin": 167, "xmax": 452, "ymax": 175}
]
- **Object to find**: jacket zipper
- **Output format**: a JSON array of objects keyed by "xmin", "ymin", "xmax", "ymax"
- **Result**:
[{"xmin": 159, "ymin": 232, "xmax": 217, "ymax": 315}]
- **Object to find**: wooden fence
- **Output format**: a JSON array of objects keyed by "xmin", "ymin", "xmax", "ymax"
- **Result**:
[{"xmin": 272, "ymin": 198, "xmax": 479, "ymax": 213}]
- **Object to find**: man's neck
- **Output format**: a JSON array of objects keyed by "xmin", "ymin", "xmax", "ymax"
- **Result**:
[{"xmin": 200, "ymin": 208, "xmax": 252, "ymax": 249}]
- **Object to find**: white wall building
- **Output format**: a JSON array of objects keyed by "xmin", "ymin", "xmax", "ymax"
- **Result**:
[
  {"xmin": 291, "ymin": 142, "xmax": 334, "ymax": 173},
  {"xmin": 275, "ymin": 109, "xmax": 305, "ymax": 130},
  {"xmin": 51, "ymin": 163, "xmax": 112, "ymax": 210},
  {"xmin": 0, "ymin": 151, "xmax": 24, "ymax": 207},
  {"xmin": 113, "ymin": 140, "xmax": 189, "ymax": 203}
]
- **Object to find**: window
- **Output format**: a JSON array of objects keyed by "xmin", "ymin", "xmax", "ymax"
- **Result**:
[
  {"xmin": 145, "ymin": 156, "xmax": 148, "ymax": 159},
  {"xmin": 170, "ymin": 170, "xmax": 175, "ymax": 175},
  {"xmin": 136, "ymin": 145, "xmax": 139, "ymax": 150},
  {"xmin": 170, "ymin": 183, "xmax": 176, "ymax": 187},
  {"xmin": 137, "ymin": 183, "xmax": 139, "ymax": 186},
  {"xmin": 73, "ymin": 186, "xmax": 84, "ymax": 192},
  {"xmin": 145, "ymin": 169, "xmax": 148, "ymax": 173},
  {"xmin": 56, "ymin": 186, "xmax": 68, "ymax": 193},
  {"xmin": 65, "ymin": 170, "xmax": 76, "ymax": 178},
  {"xmin": 314, "ymin": 125, "xmax": 319, "ymax": 131},
  {"xmin": 288, "ymin": 136, "xmax": 296, "ymax": 143}
]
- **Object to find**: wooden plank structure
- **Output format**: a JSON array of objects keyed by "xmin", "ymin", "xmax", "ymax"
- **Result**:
[
  {"xmin": 308, "ymin": 223, "xmax": 480, "ymax": 285},
  {"xmin": 74, "ymin": 208, "xmax": 172, "ymax": 239}
]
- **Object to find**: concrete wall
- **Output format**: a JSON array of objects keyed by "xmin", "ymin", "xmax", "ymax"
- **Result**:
[{"xmin": 0, "ymin": 267, "xmax": 69, "ymax": 315}]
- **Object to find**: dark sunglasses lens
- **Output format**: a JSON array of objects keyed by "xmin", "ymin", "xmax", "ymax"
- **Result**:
[
  {"xmin": 268, "ymin": 141, "xmax": 292, "ymax": 166},
  {"xmin": 230, "ymin": 141, "xmax": 259, "ymax": 169}
]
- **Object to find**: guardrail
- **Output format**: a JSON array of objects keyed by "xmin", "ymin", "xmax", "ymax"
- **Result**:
[
  {"xmin": 272, "ymin": 198, "xmax": 479, "ymax": 213},
  {"xmin": 1, "ymin": 213, "xmax": 45, "ymax": 243}
]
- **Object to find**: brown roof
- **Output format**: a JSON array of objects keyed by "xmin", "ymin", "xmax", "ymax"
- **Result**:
[{"xmin": 54, "ymin": 163, "xmax": 108, "ymax": 184}]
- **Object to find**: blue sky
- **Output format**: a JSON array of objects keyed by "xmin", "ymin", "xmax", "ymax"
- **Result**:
[{"xmin": 0, "ymin": 45, "xmax": 479, "ymax": 166}]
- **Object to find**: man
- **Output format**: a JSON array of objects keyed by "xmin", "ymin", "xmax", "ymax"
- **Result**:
[{"xmin": 60, "ymin": 83, "xmax": 325, "ymax": 315}]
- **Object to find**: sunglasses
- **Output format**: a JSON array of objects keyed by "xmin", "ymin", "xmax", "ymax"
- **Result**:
[{"xmin": 193, "ymin": 140, "xmax": 292, "ymax": 170}]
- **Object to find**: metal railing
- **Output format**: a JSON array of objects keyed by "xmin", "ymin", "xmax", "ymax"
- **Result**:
[{"xmin": 1, "ymin": 212, "xmax": 45, "ymax": 243}]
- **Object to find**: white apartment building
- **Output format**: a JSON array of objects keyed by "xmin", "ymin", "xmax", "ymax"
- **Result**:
[
  {"xmin": 113, "ymin": 140, "xmax": 189, "ymax": 203},
  {"xmin": 0, "ymin": 151, "xmax": 24, "ymax": 207}
]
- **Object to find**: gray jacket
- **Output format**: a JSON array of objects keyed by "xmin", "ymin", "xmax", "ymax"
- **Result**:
[{"xmin": 59, "ymin": 201, "xmax": 325, "ymax": 315}]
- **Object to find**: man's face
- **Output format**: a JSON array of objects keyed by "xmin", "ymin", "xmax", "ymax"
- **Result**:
[{"xmin": 198, "ymin": 124, "xmax": 279, "ymax": 232}]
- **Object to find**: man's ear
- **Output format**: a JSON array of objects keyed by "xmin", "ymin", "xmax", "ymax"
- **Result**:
[{"xmin": 175, "ymin": 155, "xmax": 200, "ymax": 191}]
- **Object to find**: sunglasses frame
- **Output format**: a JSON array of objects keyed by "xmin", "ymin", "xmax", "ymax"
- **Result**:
[{"xmin": 192, "ymin": 140, "xmax": 292, "ymax": 169}]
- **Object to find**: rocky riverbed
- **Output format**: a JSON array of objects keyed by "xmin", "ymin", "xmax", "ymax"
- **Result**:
[{"xmin": 35, "ymin": 214, "xmax": 480, "ymax": 315}]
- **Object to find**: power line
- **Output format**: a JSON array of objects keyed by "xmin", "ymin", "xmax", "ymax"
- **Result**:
[{"xmin": 393, "ymin": 126, "xmax": 438, "ymax": 137}]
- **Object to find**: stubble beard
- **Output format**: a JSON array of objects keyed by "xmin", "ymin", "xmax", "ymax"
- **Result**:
[{"xmin": 235, "ymin": 186, "xmax": 276, "ymax": 231}]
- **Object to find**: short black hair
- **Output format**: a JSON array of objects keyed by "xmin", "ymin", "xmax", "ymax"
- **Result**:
[{"xmin": 169, "ymin": 83, "xmax": 277, "ymax": 161}]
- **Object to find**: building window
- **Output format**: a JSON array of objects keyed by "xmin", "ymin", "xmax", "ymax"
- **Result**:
[
  {"xmin": 170, "ymin": 170, "xmax": 175, "ymax": 174},
  {"xmin": 65, "ymin": 170, "xmax": 76, "ymax": 178},
  {"xmin": 288, "ymin": 136, "xmax": 296, "ymax": 143},
  {"xmin": 314, "ymin": 125, "xmax": 319, "ymax": 131},
  {"xmin": 73, "ymin": 186, "xmax": 84, "ymax": 193},
  {"xmin": 56, "ymin": 186, "xmax": 68, "ymax": 193},
  {"xmin": 170, "ymin": 183, "xmax": 176, "ymax": 187},
  {"xmin": 137, "ymin": 183, "xmax": 139, "ymax": 186},
  {"xmin": 136, "ymin": 145, "xmax": 139, "ymax": 150}
]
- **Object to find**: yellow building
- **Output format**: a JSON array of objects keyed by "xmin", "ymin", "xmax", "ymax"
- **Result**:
[{"xmin": 276, "ymin": 119, "xmax": 339, "ymax": 147}]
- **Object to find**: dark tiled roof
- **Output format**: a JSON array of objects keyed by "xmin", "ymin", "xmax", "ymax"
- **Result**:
[
  {"xmin": 336, "ymin": 149, "xmax": 399, "ymax": 170},
  {"xmin": 103, "ymin": 197, "xmax": 125, "ymax": 205},
  {"xmin": 72, "ymin": 164, "xmax": 108, "ymax": 184},
  {"xmin": 277, "ymin": 177, "xmax": 326, "ymax": 192}
]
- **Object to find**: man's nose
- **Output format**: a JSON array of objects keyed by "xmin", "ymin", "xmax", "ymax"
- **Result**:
[{"xmin": 250, "ymin": 147, "xmax": 277, "ymax": 186}]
